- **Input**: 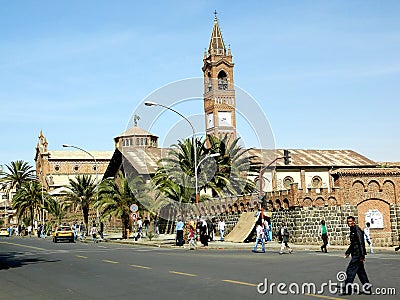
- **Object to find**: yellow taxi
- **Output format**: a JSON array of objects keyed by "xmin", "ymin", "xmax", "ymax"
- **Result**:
[
  {"xmin": 53, "ymin": 225, "xmax": 75, "ymax": 243},
  {"xmin": 0, "ymin": 228, "xmax": 9, "ymax": 237}
]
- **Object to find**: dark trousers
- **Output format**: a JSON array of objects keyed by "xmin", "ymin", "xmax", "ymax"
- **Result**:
[
  {"xmin": 321, "ymin": 234, "xmax": 328, "ymax": 252},
  {"xmin": 176, "ymin": 230, "xmax": 183, "ymax": 246},
  {"xmin": 344, "ymin": 256, "xmax": 370, "ymax": 293},
  {"xmin": 200, "ymin": 233, "xmax": 208, "ymax": 246}
]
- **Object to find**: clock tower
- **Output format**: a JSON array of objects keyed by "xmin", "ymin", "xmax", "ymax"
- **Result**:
[{"xmin": 203, "ymin": 12, "xmax": 236, "ymax": 144}]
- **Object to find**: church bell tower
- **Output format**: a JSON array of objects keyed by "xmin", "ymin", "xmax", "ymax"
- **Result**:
[{"xmin": 203, "ymin": 12, "xmax": 236, "ymax": 143}]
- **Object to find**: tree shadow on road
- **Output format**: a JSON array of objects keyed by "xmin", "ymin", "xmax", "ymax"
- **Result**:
[{"xmin": 0, "ymin": 252, "xmax": 60, "ymax": 270}]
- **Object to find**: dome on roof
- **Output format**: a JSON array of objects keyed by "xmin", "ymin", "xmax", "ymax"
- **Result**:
[
  {"xmin": 114, "ymin": 126, "xmax": 159, "ymax": 149},
  {"xmin": 116, "ymin": 126, "xmax": 158, "ymax": 138}
]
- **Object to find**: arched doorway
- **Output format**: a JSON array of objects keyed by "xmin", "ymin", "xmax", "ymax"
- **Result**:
[{"xmin": 357, "ymin": 198, "xmax": 392, "ymax": 247}]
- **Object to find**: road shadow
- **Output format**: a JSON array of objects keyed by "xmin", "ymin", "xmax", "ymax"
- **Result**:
[{"xmin": 0, "ymin": 252, "xmax": 60, "ymax": 270}]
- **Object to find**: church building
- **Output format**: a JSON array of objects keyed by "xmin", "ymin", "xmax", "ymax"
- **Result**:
[{"xmin": 34, "ymin": 14, "xmax": 400, "ymax": 246}]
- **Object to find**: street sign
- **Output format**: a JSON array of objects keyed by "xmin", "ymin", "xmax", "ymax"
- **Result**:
[
  {"xmin": 130, "ymin": 204, "xmax": 138, "ymax": 212},
  {"xmin": 130, "ymin": 212, "xmax": 138, "ymax": 221}
]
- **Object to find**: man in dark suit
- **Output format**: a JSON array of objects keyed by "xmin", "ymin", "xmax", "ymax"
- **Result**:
[{"xmin": 343, "ymin": 216, "xmax": 372, "ymax": 295}]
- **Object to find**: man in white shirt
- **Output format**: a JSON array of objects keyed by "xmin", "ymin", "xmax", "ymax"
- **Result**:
[
  {"xmin": 136, "ymin": 218, "xmax": 143, "ymax": 239},
  {"xmin": 364, "ymin": 222, "xmax": 374, "ymax": 253},
  {"xmin": 217, "ymin": 219, "xmax": 226, "ymax": 241},
  {"xmin": 252, "ymin": 222, "xmax": 265, "ymax": 253}
]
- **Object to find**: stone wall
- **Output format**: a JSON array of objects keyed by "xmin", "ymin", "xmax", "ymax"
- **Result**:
[
  {"xmin": 220, "ymin": 204, "xmax": 398, "ymax": 247},
  {"xmin": 271, "ymin": 205, "xmax": 357, "ymax": 246},
  {"xmin": 134, "ymin": 204, "xmax": 400, "ymax": 247},
  {"xmin": 390, "ymin": 204, "xmax": 400, "ymax": 245}
]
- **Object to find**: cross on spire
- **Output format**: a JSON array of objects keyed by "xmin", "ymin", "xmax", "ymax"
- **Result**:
[{"xmin": 214, "ymin": 10, "xmax": 218, "ymax": 20}]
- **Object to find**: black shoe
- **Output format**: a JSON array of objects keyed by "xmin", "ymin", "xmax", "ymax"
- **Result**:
[{"xmin": 395, "ymin": 247, "xmax": 400, "ymax": 252}]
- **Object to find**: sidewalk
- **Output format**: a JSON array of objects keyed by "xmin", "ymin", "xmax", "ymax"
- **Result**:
[{"xmin": 103, "ymin": 233, "xmax": 396, "ymax": 252}]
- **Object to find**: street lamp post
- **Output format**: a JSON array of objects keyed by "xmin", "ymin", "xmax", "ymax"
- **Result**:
[
  {"xmin": 62, "ymin": 144, "xmax": 99, "ymax": 220},
  {"xmin": 144, "ymin": 101, "xmax": 200, "ymax": 204}
]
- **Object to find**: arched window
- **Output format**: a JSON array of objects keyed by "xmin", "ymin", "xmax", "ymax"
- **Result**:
[
  {"xmin": 218, "ymin": 71, "xmax": 228, "ymax": 90},
  {"xmin": 283, "ymin": 176, "xmax": 294, "ymax": 189},
  {"xmin": 312, "ymin": 176, "xmax": 322, "ymax": 188}
]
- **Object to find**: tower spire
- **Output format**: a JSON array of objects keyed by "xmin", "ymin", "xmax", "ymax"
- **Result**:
[
  {"xmin": 203, "ymin": 12, "xmax": 236, "ymax": 144},
  {"xmin": 208, "ymin": 10, "xmax": 226, "ymax": 56}
]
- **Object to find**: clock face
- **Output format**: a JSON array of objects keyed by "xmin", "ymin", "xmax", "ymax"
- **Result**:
[
  {"xmin": 207, "ymin": 113, "xmax": 214, "ymax": 129},
  {"xmin": 218, "ymin": 111, "xmax": 232, "ymax": 126}
]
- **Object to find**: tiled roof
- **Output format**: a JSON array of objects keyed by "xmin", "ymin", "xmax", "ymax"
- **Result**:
[
  {"xmin": 117, "ymin": 148, "xmax": 377, "ymax": 176},
  {"xmin": 121, "ymin": 148, "xmax": 170, "ymax": 175},
  {"xmin": 249, "ymin": 149, "xmax": 376, "ymax": 167}
]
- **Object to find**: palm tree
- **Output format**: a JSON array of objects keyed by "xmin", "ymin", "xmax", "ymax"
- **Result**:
[
  {"xmin": 152, "ymin": 135, "xmax": 260, "ymax": 206},
  {"xmin": 0, "ymin": 160, "xmax": 35, "ymax": 189},
  {"xmin": 152, "ymin": 166, "xmax": 194, "ymax": 203},
  {"xmin": 95, "ymin": 171, "xmax": 145, "ymax": 239},
  {"xmin": 64, "ymin": 175, "xmax": 96, "ymax": 234},
  {"xmin": 12, "ymin": 180, "xmax": 51, "ymax": 228},
  {"xmin": 47, "ymin": 199, "xmax": 72, "ymax": 225},
  {"xmin": 206, "ymin": 135, "xmax": 261, "ymax": 196},
  {"xmin": 152, "ymin": 138, "xmax": 207, "ymax": 203}
]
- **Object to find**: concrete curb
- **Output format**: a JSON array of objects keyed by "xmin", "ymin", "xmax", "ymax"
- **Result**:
[{"xmin": 101, "ymin": 234, "xmax": 398, "ymax": 252}]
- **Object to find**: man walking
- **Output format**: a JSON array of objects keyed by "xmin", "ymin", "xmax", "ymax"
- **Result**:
[
  {"xmin": 279, "ymin": 221, "xmax": 292, "ymax": 254},
  {"xmin": 318, "ymin": 220, "xmax": 329, "ymax": 253},
  {"xmin": 143, "ymin": 217, "xmax": 150, "ymax": 237},
  {"xmin": 136, "ymin": 218, "xmax": 143, "ymax": 240},
  {"xmin": 217, "ymin": 219, "xmax": 225, "ymax": 241},
  {"xmin": 90, "ymin": 223, "xmax": 98, "ymax": 243},
  {"xmin": 252, "ymin": 221, "xmax": 265, "ymax": 253},
  {"xmin": 364, "ymin": 222, "xmax": 374, "ymax": 254},
  {"xmin": 343, "ymin": 216, "xmax": 371, "ymax": 295},
  {"xmin": 99, "ymin": 221, "xmax": 104, "ymax": 240},
  {"xmin": 175, "ymin": 218, "xmax": 184, "ymax": 246}
]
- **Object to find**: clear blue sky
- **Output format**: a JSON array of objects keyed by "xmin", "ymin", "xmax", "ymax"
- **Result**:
[{"xmin": 1, "ymin": 0, "xmax": 399, "ymax": 168}]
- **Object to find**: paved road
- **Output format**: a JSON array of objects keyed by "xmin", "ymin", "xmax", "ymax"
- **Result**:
[{"xmin": 0, "ymin": 237, "xmax": 398, "ymax": 300}]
